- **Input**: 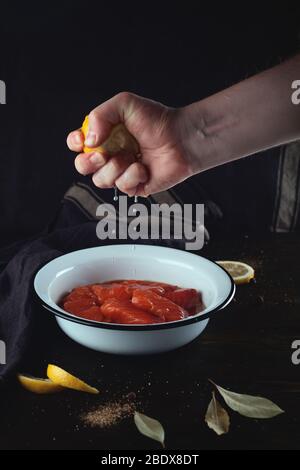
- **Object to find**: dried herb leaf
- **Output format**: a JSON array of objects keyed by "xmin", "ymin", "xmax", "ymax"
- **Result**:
[
  {"xmin": 134, "ymin": 411, "xmax": 165, "ymax": 448},
  {"xmin": 210, "ymin": 380, "xmax": 284, "ymax": 419},
  {"xmin": 205, "ymin": 391, "xmax": 230, "ymax": 435}
]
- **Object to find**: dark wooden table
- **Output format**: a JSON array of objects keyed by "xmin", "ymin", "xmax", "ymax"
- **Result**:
[{"xmin": 1, "ymin": 234, "xmax": 300, "ymax": 450}]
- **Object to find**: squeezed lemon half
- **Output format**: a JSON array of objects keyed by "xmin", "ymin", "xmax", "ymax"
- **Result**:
[{"xmin": 81, "ymin": 115, "xmax": 140, "ymax": 156}]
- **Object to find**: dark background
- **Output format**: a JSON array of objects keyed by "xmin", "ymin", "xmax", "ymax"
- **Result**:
[
  {"xmin": 0, "ymin": 3, "xmax": 300, "ymax": 247},
  {"xmin": 1, "ymin": 5, "xmax": 300, "ymax": 452}
]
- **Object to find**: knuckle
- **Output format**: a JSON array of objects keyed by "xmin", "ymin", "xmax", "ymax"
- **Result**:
[
  {"xmin": 116, "ymin": 175, "xmax": 134, "ymax": 192},
  {"xmin": 131, "ymin": 161, "xmax": 141, "ymax": 172},
  {"xmin": 110, "ymin": 157, "xmax": 122, "ymax": 173},
  {"xmin": 74, "ymin": 156, "xmax": 86, "ymax": 174},
  {"xmin": 102, "ymin": 176, "xmax": 113, "ymax": 188},
  {"xmin": 92, "ymin": 173, "xmax": 102, "ymax": 187},
  {"xmin": 116, "ymin": 91, "xmax": 133, "ymax": 103},
  {"xmin": 88, "ymin": 109, "xmax": 100, "ymax": 124},
  {"xmin": 92, "ymin": 172, "xmax": 110, "ymax": 189},
  {"xmin": 116, "ymin": 181, "xmax": 127, "ymax": 193},
  {"xmin": 67, "ymin": 132, "xmax": 76, "ymax": 146},
  {"xmin": 66, "ymin": 135, "xmax": 72, "ymax": 148}
]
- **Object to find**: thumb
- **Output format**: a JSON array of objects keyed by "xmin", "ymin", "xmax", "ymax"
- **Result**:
[{"xmin": 84, "ymin": 92, "xmax": 135, "ymax": 148}]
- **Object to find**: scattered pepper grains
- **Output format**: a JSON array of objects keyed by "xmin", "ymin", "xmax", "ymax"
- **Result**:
[{"xmin": 80, "ymin": 394, "xmax": 138, "ymax": 429}]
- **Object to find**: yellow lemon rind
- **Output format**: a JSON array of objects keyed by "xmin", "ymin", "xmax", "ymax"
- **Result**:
[
  {"xmin": 81, "ymin": 116, "xmax": 139, "ymax": 156},
  {"xmin": 216, "ymin": 260, "xmax": 255, "ymax": 285},
  {"xmin": 47, "ymin": 364, "xmax": 99, "ymax": 394},
  {"xmin": 17, "ymin": 374, "xmax": 64, "ymax": 394}
]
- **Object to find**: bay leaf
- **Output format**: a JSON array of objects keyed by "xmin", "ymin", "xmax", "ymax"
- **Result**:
[
  {"xmin": 134, "ymin": 411, "xmax": 165, "ymax": 448},
  {"xmin": 210, "ymin": 380, "xmax": 284, "ymax": 419},
  {"xmin": 205, "ymin": 391, "xmax": 230, "ymax": 435}
]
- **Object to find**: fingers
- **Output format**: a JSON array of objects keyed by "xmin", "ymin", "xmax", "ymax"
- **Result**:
[
  {"xmin": 84, "ymin": 92, "xmax": 136, "ymax": 148},
  {"xmin": 115, "ymin": 162, "xmax": 148, "ymax": 196},
  {"xmin": 74, "ymin": 152, "xmax": 108, "ymax": 176},
  {"xmin": 92, "ymin": 153, "xmax": 136, "ymax": 189},
  {"xmin": 75, "ymin": 151, "xmax": 149, "ymax": 195},
  {"xmin": 69, "ymin": 92, "xmax": 148, "ymax": 194},
  {"xmin": 68, "ymin": 92, "xmax": 138, "ymax": 155},
  {"xmin": 67, "ymin": 129, "xmax": 84, "ymax": 152}
]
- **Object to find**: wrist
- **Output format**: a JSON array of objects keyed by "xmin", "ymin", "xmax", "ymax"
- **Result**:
[
  {"xmin": 177, "ymin": 97, "xmax": 237, "ymax": 175},
  {"xmin": 180, "ymin": 84, "xmax": 249, "ymax": 174}
]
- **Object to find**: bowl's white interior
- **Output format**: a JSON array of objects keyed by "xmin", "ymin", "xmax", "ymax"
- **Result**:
[{"xmin": 34, "ymin": 244, "xmax": 233, "ymax": 320}]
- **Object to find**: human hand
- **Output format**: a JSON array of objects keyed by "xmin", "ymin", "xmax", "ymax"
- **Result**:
[{"xmin": 67, "ymin": 92, "xmax": 195, "ymax": 196}]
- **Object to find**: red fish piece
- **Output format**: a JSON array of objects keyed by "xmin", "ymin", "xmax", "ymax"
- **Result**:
[
  {"xmin": 165, "ymin": 288, "xmax": 199, "ymax": 310},
  {"xmin": 109, "ymin": 285, "xmax": 133, "ymax": 300},
  {"xmin": 132, "ymin": 290, "xmax": 188, "ymax": 322},
  {"xmin": 63, "ymin": 297, "xmax": 97, "ymax": 315},
  {"xmin": 63, "ymin": 286, "xmax": 97, "ymax": 303},
  {"xmin": 75, "ymin": 306, "xmax": 104, "ymax": 321},
  {"xmin": 122, "ymin": 280, "xmax": 177, "ymax": 294},
  {"xmin": 101, "ymin": 299, "xmax": 159, "ymax": 324},
  {"xmin": 61, "ymin": 279, "xmax": 202, "ymax": 324},
  {"xmin": 91, "ymin": 284, "xmax": 132, "ymax": 303},
  {"xmin": 124, "ymin": 283, "xmax": 165, "ymax": 295}
]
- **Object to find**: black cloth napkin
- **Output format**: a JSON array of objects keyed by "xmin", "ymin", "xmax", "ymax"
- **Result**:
[{"xmin": 0, "ymin": 222, "xmax": 101, "ymax": 382}]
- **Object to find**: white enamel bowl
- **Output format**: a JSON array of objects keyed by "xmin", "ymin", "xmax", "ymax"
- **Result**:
[{"xmin": 34, "ymin": 244, "xmax": 235, "ymax": 355}]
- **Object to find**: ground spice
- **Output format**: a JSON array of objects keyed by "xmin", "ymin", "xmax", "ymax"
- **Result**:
[{"xmin": 81, "ymin": 396, "xmax": 137, "ymax": 429}]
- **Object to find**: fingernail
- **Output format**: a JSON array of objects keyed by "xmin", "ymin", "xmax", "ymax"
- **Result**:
[
  {"xmin": 74, "ymin": 133, "xmax": 82, "ymax": 144},
  {"xmin": 85, "ymin": 131, "xmax": 97, "ymax": 147},
  {"xmin": 90, "ymin": 152, "xmax": 105, "ymax": 166}
]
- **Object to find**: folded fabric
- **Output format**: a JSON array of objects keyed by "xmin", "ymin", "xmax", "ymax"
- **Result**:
[{"xmin": 0, "ymin": 222, "xmax": 100, "ymax": 381}]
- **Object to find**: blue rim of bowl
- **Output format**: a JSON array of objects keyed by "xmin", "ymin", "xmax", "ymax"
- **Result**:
[{"xmin": 34, "ymin": 260, "xmax": 236, "ymax": 331}]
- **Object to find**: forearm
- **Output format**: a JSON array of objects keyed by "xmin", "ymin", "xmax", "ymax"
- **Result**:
[{"xmin": 182, "ymin": 55, "xmax": 300, "ymax": 172}]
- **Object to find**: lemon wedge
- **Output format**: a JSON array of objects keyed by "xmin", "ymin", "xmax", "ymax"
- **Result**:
[
  {"xmin": 18, "ymin": 374, "xmax": 64, "ymax": 394},
  {"xmin": 81, "ymin": 115, "xmax": 139, "ymax": 156},
  {"xmin": 216, "ymin": 260, "xmax": 255, "ymax": 285},
  {"xmin": 47, "ymin": 364, "xmax": 99, "ymax": 394}
]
